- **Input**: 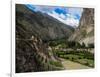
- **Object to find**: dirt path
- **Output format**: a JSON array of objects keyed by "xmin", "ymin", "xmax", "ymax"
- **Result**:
[{"xmin": 60, "ymin": 58, "xmax": 90, "ymax": 70}]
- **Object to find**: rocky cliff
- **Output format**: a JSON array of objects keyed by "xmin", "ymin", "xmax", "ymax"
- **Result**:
[
  {"xmin": 16, "ymin": 4, "xmax": 66, "ymax": 73},
  {"xmin": 68, "ymin": 8, "xmax": 94, "ymax": 46},
  {"xmin": 16, "ymin": 35, "xmax": 63, "ymax": 73}
]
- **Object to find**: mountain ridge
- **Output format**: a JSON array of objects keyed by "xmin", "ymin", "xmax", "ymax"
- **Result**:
[{"xmin": 16, "ymin": 4, "xmax": 74, "ymax": 41}]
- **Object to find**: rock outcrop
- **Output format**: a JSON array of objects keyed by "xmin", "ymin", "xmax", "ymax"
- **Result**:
[
  {"xmin": 16, "ymin": 35, "xmax": 63, "ymax": 73},
  {"xmin": 68, "ymin": 8, "xmax": 94, "ymax": 46},
  {"xmin": 16, "ymin": 4, "xmax": 66, "ymax": 73}
]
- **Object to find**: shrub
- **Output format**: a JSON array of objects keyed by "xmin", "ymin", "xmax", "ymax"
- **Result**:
[
  {"xmin": 78, "ymin": 57, "xmax": 82, "ymax": 59},
  {"xmin": 59, "ymin": 55, "xmax": 64, "ymax": 58},
  {"xmin": 49, "ymin": 61, "xmax": 63, "ymax": 67},
  {"xmin": 83, "ymin": 56, "xmax": 86, "ymax": 59},
  {"xmin": 71, "ymin": 57, "xmax": 74, "ymax": 61},
  {"xmin": 88, "ymin": 43, "xmax": 94, "ymax": 48},
  {"xmin": 81, "ymin": 42, "xmax": 86, "ymax": 48},
  {"xmin": 66, "ymin": 57, "xmax": 69, "ymax": 59},
  {"xmin": 84, "ymin": 62, "xmax": 89, "ymax": 66}
]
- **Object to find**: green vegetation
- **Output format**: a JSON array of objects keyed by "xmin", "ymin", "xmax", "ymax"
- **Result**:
[
  {"xmin": 55, "ymin": 50, "xmax": 94, "ymax": 67},
  {"xmin": 49, "ymin": 38, "xmax": 66, "ymax": 47},
  {"xmin": 48, "ymin": 38, "xmax": 94, "ymax": 68},
  {"xmin": 76, "ymin": 59, "xmax": 94, "ymax": 67},
  {"xmin": 49, "ymin": 38, "xmax": 94, "ymax": 49},
  {"xmin": 49, "ymin": 60, "xmax": 63, "ymax": 67},
  {"xmin": 88, "ymin": 43, "xmax": 94, "ymax": 48}
]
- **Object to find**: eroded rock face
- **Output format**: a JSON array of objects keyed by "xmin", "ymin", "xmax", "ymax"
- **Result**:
[
  {"xmin": 68, "ymin": 8, "xmax": 94, "ymax": 46},
  {"xmin": 16, "ymin": 35, "xmax": 50, "ymax": 73},
  {"xmin": 16, "ymin": 4, "xmax": 65, "ymax": 73},
  {"xmin": 79, "ymin": 8, "xmax": 94, "ymax": 28},
  {"xmin": 16, "ymin": 34, "xmax": 63, "ymax": 73}
]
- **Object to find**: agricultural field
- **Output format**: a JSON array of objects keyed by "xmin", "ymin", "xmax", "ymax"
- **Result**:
[{"xmin": 49, "ymin": 39, "xmax": 94, "ymax": 69}]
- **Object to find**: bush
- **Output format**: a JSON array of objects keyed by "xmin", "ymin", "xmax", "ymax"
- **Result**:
[
  {"xmin": 84, "ymin": 62, "xmax": 89, "ymax": 66},
  {"xmin": 49, "ymin": 61, "xmax": 63, "ymax": 67},
  {"xmin": 81, "ymin": 42, "xmax": 86, "ymax": 48},
  {"xmin": 59, "ymin": 55, "xmax": 64, "ymax": 58},
  {"xmin": 88, "ymin": 43, "xmax": 94, "ymax": 48},
  {"xmin": 83, "ymin": 56, "xmax": 86, "ymax": 59},
  {"xmin": 76, "ymin": 42, "xmax": 81, "ymax": 48},
  {"xmin": 49, "ymin": 41, "xmax": 57, "ymax": 47},
  {"xmin": 66, "ymin": 57, "xmax": 69, "ymax": 59},
  {"xmin": 78, "ymin": 57, "xmax": 82, "ymax": 59},
  {"xmin": 67, "ymin": 41, "xmax": 76, "ymax": 48},
  {"xmin": 56, "ymin": 51, "xmax": 65, "ymax": 55},
  {"xmin": 71, "ymin": 57, "xmax": 74, "ymax": 61}
]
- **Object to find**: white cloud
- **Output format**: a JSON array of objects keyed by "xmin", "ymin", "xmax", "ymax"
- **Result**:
[
  {"xmin": 32, "ymin": 5, "xmax": 58, "ymax": 13},
  {"xmin": 65, "ymin": 17, "xmax": 79, "ymax": 27},
  {"xmin": 66, "ymin": 13, "xmax": 76, "ymax": 19},
  {"xmin": 48, "ymin": 11, "xmax": 79, "ymax": 27},
  {"xmin": 30, "ymin": 5, "xmax": 83, "ymax": 27},
  {"xmin": 59, "ymin": 13, "xmax": 66, "ymax": 19},
  {"xmin": 67, "ymin": 8, "xmax": 83, "ymax": 17}
]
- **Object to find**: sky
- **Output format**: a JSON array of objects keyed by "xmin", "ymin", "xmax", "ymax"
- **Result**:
[{"xmin": 26, "ymin": 4, "xmax": 83, "ymax": 27}]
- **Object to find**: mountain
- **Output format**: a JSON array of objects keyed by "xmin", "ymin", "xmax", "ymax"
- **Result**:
[
  {"xmin": 16, "ymin": 4, "xmax": 73, "ymax": 73},
  {"xmin": 68, "ymin": 8, "xmax": 94, "ymax": 46},
  {"xmin": 16, "ymin": 4, "xmax": 74, "ymax": 41}
]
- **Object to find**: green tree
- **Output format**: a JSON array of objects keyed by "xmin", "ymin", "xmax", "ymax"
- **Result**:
[
  {"xmin": 81, "ymin": 42, "xmax": 86, "ymax": 48},
  {"xmin": 88, "ymin": 43, "xmax": 94, "ymax": 48}
]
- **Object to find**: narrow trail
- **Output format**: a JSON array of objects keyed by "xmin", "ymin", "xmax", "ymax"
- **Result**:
[{"xmin": 60, "ymin": 58, "xmax": 91, "ymax": 70}]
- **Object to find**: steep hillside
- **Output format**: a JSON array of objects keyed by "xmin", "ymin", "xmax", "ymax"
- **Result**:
[
  {"xmin": 16, "ymin": 4, "xmax": 74, "ymax": 41},
  {"xmin": 16, "ymin": 4, "xmax": 69, "ymax": 73},
  {"xmin": 16, "ymin": 35, "xmax": 63, "ymax": 72},
  {"xmin": 68, "ymin": 8, "xmax": 94, "ymax": 46}
]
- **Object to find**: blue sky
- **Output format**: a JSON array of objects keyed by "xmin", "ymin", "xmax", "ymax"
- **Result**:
[{"xmin": 26, "ymin": 4, "xmax": 83, "ymax": 27}]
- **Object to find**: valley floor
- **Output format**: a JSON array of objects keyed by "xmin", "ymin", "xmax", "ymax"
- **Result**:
[{"xmin": 60, "ymin": 58, "xmax": 91, "ymax": 70}]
